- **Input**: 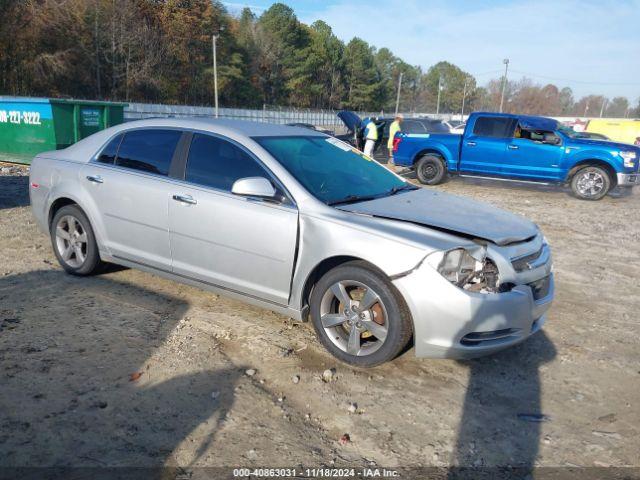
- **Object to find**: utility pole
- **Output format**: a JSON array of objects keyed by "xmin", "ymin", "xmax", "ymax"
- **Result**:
[
  {"xmin": 394, "ymin": 72, "xmax": 403, "ymax": 115},
  {"xmin": 461, "ymin": 78, "xmax": 468, "ymax": 120},
  {"xmin": 212, "ymin": 26, "xmax": 225, "ymax": 118},
  {"xmin": 599, "ymin": 98, "xmax": 608, "ymax": 118},
  {"xmin": 436, "ymin": 76, "xmax": 443, "ymax": 115},
  {"xmin": 499, "ymin": 58, "xmax": 509, "ymax": 113}
]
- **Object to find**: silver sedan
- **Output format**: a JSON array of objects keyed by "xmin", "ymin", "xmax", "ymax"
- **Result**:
[{"xmin": 29, "ymin": 118, "xmax": 554, "ymax": 367}]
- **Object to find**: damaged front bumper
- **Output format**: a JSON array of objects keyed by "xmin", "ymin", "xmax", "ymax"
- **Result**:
[{"xmin": 392, "ymin": 242, "xmax": 554, "ymax": 359}]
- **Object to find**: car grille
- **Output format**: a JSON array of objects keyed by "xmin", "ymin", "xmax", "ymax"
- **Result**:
[
  {"xmin": 528, "ymin": 276, "xmax": 551, "ymax": 300},
  {"xmin": 460, "ymin": 328, "xmax": 520, "ymax": 346},
  {"xmin": 512, "ymin": 246, "xmax": 544, "ymax": 272}
]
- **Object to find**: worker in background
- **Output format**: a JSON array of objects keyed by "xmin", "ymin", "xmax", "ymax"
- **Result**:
[
  {"xmin": 363, "ymin": 117, "xmax": 378, "ymax": 158},
  {"xmin": 387, "ymin": 114, "xmax": 403, "ymax": 167}
]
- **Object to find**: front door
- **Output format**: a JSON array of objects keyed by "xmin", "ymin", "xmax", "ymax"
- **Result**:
[
  {"xmin": 168, "ymin": 133, "xmax": 298, "ymax": 305},
  {"xmin": 80, "ymin": 128, "xmax": 183, "ymax": 270},
  {"xmin": 503, "ymin": 132, "xmax": 564, "ymax": 181},
  {"xmin": 459, "ymin": 115, "xmax": 516, "ymax": 175}
]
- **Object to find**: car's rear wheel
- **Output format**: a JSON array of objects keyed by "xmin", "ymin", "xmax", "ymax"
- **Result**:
[
  {"xmin": 50, "ymin": 205, "xmax": 102, "ymax": 275},
  {"xmin": 570, "ymin": 165, "xmax": 611, "ymax": 200},
  {"xmin": 415, "ymin": 154, "xmax": 446, "ymax": 185},
  {"xmin": 310, "ymin": 262, "xmax": 412, "ymax": 367}
]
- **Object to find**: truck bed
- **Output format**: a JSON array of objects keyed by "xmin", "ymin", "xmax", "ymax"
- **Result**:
[{"xmin": 393, "ymin": 133, "xmax": 462, "ymax": 170}]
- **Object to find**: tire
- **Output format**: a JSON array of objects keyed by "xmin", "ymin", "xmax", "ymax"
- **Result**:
[
  {"xmin": 570, "ymin": 165, "xmax": 611, "ymax": 200},
  {"xmin": 50, "ymin": 204, "xmax": 103, "ymax": 275},
  {"xmin": 415, "ymin": 154, "xmax": 446, "ymax": 185},
  {"xmin": 310, "ymin": 261, "xmax": 413, "ymax": 367}
]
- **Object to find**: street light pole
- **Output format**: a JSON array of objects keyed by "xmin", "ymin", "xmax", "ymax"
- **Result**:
[
  {"xmin": 394, "ymin": 72, "xmax": 403, "ymax": 115},
  {"xmin": 499, "ymin": 58, "xmax": 509, "ymax": 113},
  {"xmin": 436, "ymin": 76, "xmax": 443, "ymax": 115},
  {"xmin": 599, "ymin": 98, "xmax": 608, "ymax": 118},
  {"xmin": 212, "ymin": 33, "xmax": 220, "ymax": 118}
]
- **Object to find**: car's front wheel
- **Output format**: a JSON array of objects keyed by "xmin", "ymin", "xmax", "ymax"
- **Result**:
[
  {"xmin": 310, "ymin": 262, "xmax": 413, "ymax": 367},
  {"xmin": 415, "ymin": 154, "xmax": 447, "ymax": 185},
  {"xmin": 570, "ymin": 165, "xmax": 611, "ymax": 200},
  {"xmin": 50, "ymin": 204, "xmax": 103, "ymax": 275}
]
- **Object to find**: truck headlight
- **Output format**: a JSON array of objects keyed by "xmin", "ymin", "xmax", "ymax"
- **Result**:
[
  {"xmin": 426, "ymin": 247, "xmax": 500, "ymax": 293},
  {"xmin": 620, "ymin": 151, "xmax": 637, "ymax": 168}
]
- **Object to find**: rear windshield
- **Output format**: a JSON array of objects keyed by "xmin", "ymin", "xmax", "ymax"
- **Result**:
[{"xmin": 254, "ymin": 136, "xmax": 407, "ymax": 205}]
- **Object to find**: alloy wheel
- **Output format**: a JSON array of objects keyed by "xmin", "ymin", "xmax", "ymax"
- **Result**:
[
  {"xmin": 319, "ymin": 280, "xmax": 389, "ymax": 356},
  {"xmin": 576, "ymin": 170, "xmax": 605, "ymax": 197},
  {"xmin": 55, "ymin": 215, "xmax": 88, "ymax": 268}
]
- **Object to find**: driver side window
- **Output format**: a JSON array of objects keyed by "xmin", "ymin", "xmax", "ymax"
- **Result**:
[
  {"xmin": 515, "ymin": 125, "xmax": 560, "ymax": 145},
  {"xmin": 185, "ymin": 133, "xmax": 268, "ymax": 192}
]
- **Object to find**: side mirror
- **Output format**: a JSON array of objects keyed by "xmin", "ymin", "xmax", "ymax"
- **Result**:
[{"xmin": 231, "ymin": 177, "xmax": 278, "ymax": 199}]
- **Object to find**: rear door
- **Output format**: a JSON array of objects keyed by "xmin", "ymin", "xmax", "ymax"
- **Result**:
[
  {"xmin": 459, "ymin": 116, "xmax": 516, "ymax": 175},
  {"xmin": 80, "ymin": 128, "xmax": 183, "ymax": 270},
  {"xmin": 168, "ymin": 132, "xmax": 298, "ymax": 305}
]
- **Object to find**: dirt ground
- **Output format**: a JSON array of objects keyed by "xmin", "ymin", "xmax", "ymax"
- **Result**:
[{"xmin": 0, "ymin": 162, "xmax": 639, "ymax": 477}]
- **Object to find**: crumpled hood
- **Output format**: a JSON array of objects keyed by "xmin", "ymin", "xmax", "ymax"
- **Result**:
[{"xmin": 338, "ymin": 188, "xmax": 539, "ymax": 246}]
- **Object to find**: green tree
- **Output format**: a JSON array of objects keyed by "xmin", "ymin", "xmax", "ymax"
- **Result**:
[
  {"xmin": 343, "ymin": 37, "xmax": 384, "ymax": 111},
  {"xmin": 287, "ymin": 20, "xmax": 345, "ymax": 108},
  {"xmin": 254, "ymin": 3, "xmax": 309, "ymax": 105},
  {"xmin": 423, "ymin": 61, "xmax": 476, "ymax": 114},
  {"xmin": 559, "ymin": 87, "xmax": 574, "ymax": 115},
  {"xmin": 606, "ymin": 96, "xmax": 630, "ymax": 117}
]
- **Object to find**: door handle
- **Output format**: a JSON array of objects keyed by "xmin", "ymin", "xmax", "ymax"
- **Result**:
[
  {"xmin": 466, "ymin": 141, "xmax": 477, "ymax": 147},
  {"xmin": 86, "ymin": 175, "xmax": 104, "ymax": 184},
  {"xmin": 508, "ymin": 145, "xmax": 519, "ymax": 150},
  {"xmin": 172, "ymin": 194, "xmax": 197, "ymax": 205}
]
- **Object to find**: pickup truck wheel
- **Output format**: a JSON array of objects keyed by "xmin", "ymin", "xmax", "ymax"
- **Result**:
[
  {"xmin": 310, "ymin": 262, "xmax": 412, "ymax": 367},
  {"xmin": 50, "ymin": 205, "xmax": 103, "ymax": 275},
  {"xmin": 415, "ymin": 155, "xmax": 446, "ymax": 185},
  {"xmin": 570, "ymin": 166, "xmax": 611, "ymax": 200}
]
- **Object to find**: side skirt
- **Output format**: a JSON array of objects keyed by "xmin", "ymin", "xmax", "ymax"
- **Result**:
[
  {"xmin": 458, "ymin": 174, "xmax": 555, "ymax": 186},
  {"xmin": 100, "ymin": 251, "xmax": 304, "ymax": 321}
]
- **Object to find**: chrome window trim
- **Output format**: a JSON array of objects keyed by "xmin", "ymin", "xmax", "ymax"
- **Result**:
[{"xmin": 89, "ymin": 126, "xmax": 298, "ymax": 210}]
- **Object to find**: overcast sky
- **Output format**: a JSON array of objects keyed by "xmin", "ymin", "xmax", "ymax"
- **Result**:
[{"xmin": 223, "ymin": 0, "xmax": 640, "ymax": 103}]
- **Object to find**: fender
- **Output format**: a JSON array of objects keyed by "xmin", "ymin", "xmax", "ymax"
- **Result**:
[
  {"xmin": 561, "ymin": 147, "xmax": 623, "ymax": 181},
  {"xmin": 410, "ymin": 142, "xmax": 454, "ymax": 170},
  {"xmin": 44, "ymin": 160, "xmax": 112, "ymax": 258}
]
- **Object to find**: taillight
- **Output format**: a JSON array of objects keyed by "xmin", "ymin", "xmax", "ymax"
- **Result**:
[{"xmin": 392, "ymin": 136, "xmax": 402, "ymax": 153}]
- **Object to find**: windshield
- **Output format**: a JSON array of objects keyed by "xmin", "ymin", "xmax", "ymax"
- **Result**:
[
  {"xmin": 254, "ymin": 136, "xmax": 411, "ymax": 205},
  {"xmin": 556, "ymin": 125, "xmax": 582, "ymax": 138}
]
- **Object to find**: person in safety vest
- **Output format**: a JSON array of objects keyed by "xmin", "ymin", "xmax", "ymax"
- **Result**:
[
  {"xmin": 363, "ymin": 117, "xmax": 378, "ymax": 158},
  {"xmin": 387, "ymin": 113, "xmax": 403, "ymax": 166}
]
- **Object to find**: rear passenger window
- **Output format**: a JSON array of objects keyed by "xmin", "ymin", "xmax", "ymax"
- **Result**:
[
  {"xmin": 403, "ymin": 120, "xmax": 426, "ymax": 134},
  {"xmin": 116, "ymin": 129, "xmax": 181, "ymax": 176},
  {"xmin": 472, "ymin": 117, "xmax": 515, "ymax": 138},
  {"xmin": 97, "ymin": 134, "xmax": 122, "ymax": 164},
  {"xmin": 186, "ymin": 133, "xmax": 267, "ymax": 191}
]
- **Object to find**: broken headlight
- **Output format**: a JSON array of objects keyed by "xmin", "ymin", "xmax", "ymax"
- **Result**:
[{"xmin": 427, "ymin": 247, "xmax": 500, "ymax": 293}]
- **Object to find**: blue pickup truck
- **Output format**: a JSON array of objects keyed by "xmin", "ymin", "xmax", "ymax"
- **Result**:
[{"xmin": 392, "ymin": 112, "xmax": 640, "ymax": 200}]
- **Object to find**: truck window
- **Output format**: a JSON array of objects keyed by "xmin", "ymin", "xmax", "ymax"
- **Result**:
[
  {"xmin": 403, "ymin": 120, "xmax": 426, "ymax": 134},
  {"xmin": 473, "ymin": 117, "xmax": 515, "ymax": 138},
  {"xmin": 515, "ymin": 125, "xmax": 561, "ymax": 145}
]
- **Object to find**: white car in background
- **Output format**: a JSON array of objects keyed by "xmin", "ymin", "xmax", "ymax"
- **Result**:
[{"xmin": 443, "ymin": 121, "xmax": 466, "ymax": 134}]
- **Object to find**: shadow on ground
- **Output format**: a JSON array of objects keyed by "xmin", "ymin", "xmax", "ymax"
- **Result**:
[
  {"xmin": 0, "ymin": 270, "xmax": 241, "ymax": 473},
  {"xmin": 447, "ymin": 331, "xmax": 557, "ymax": 477},
  {"xmin": 0, "ymin": 175, "xmax": 30, "ymax": 210}
]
